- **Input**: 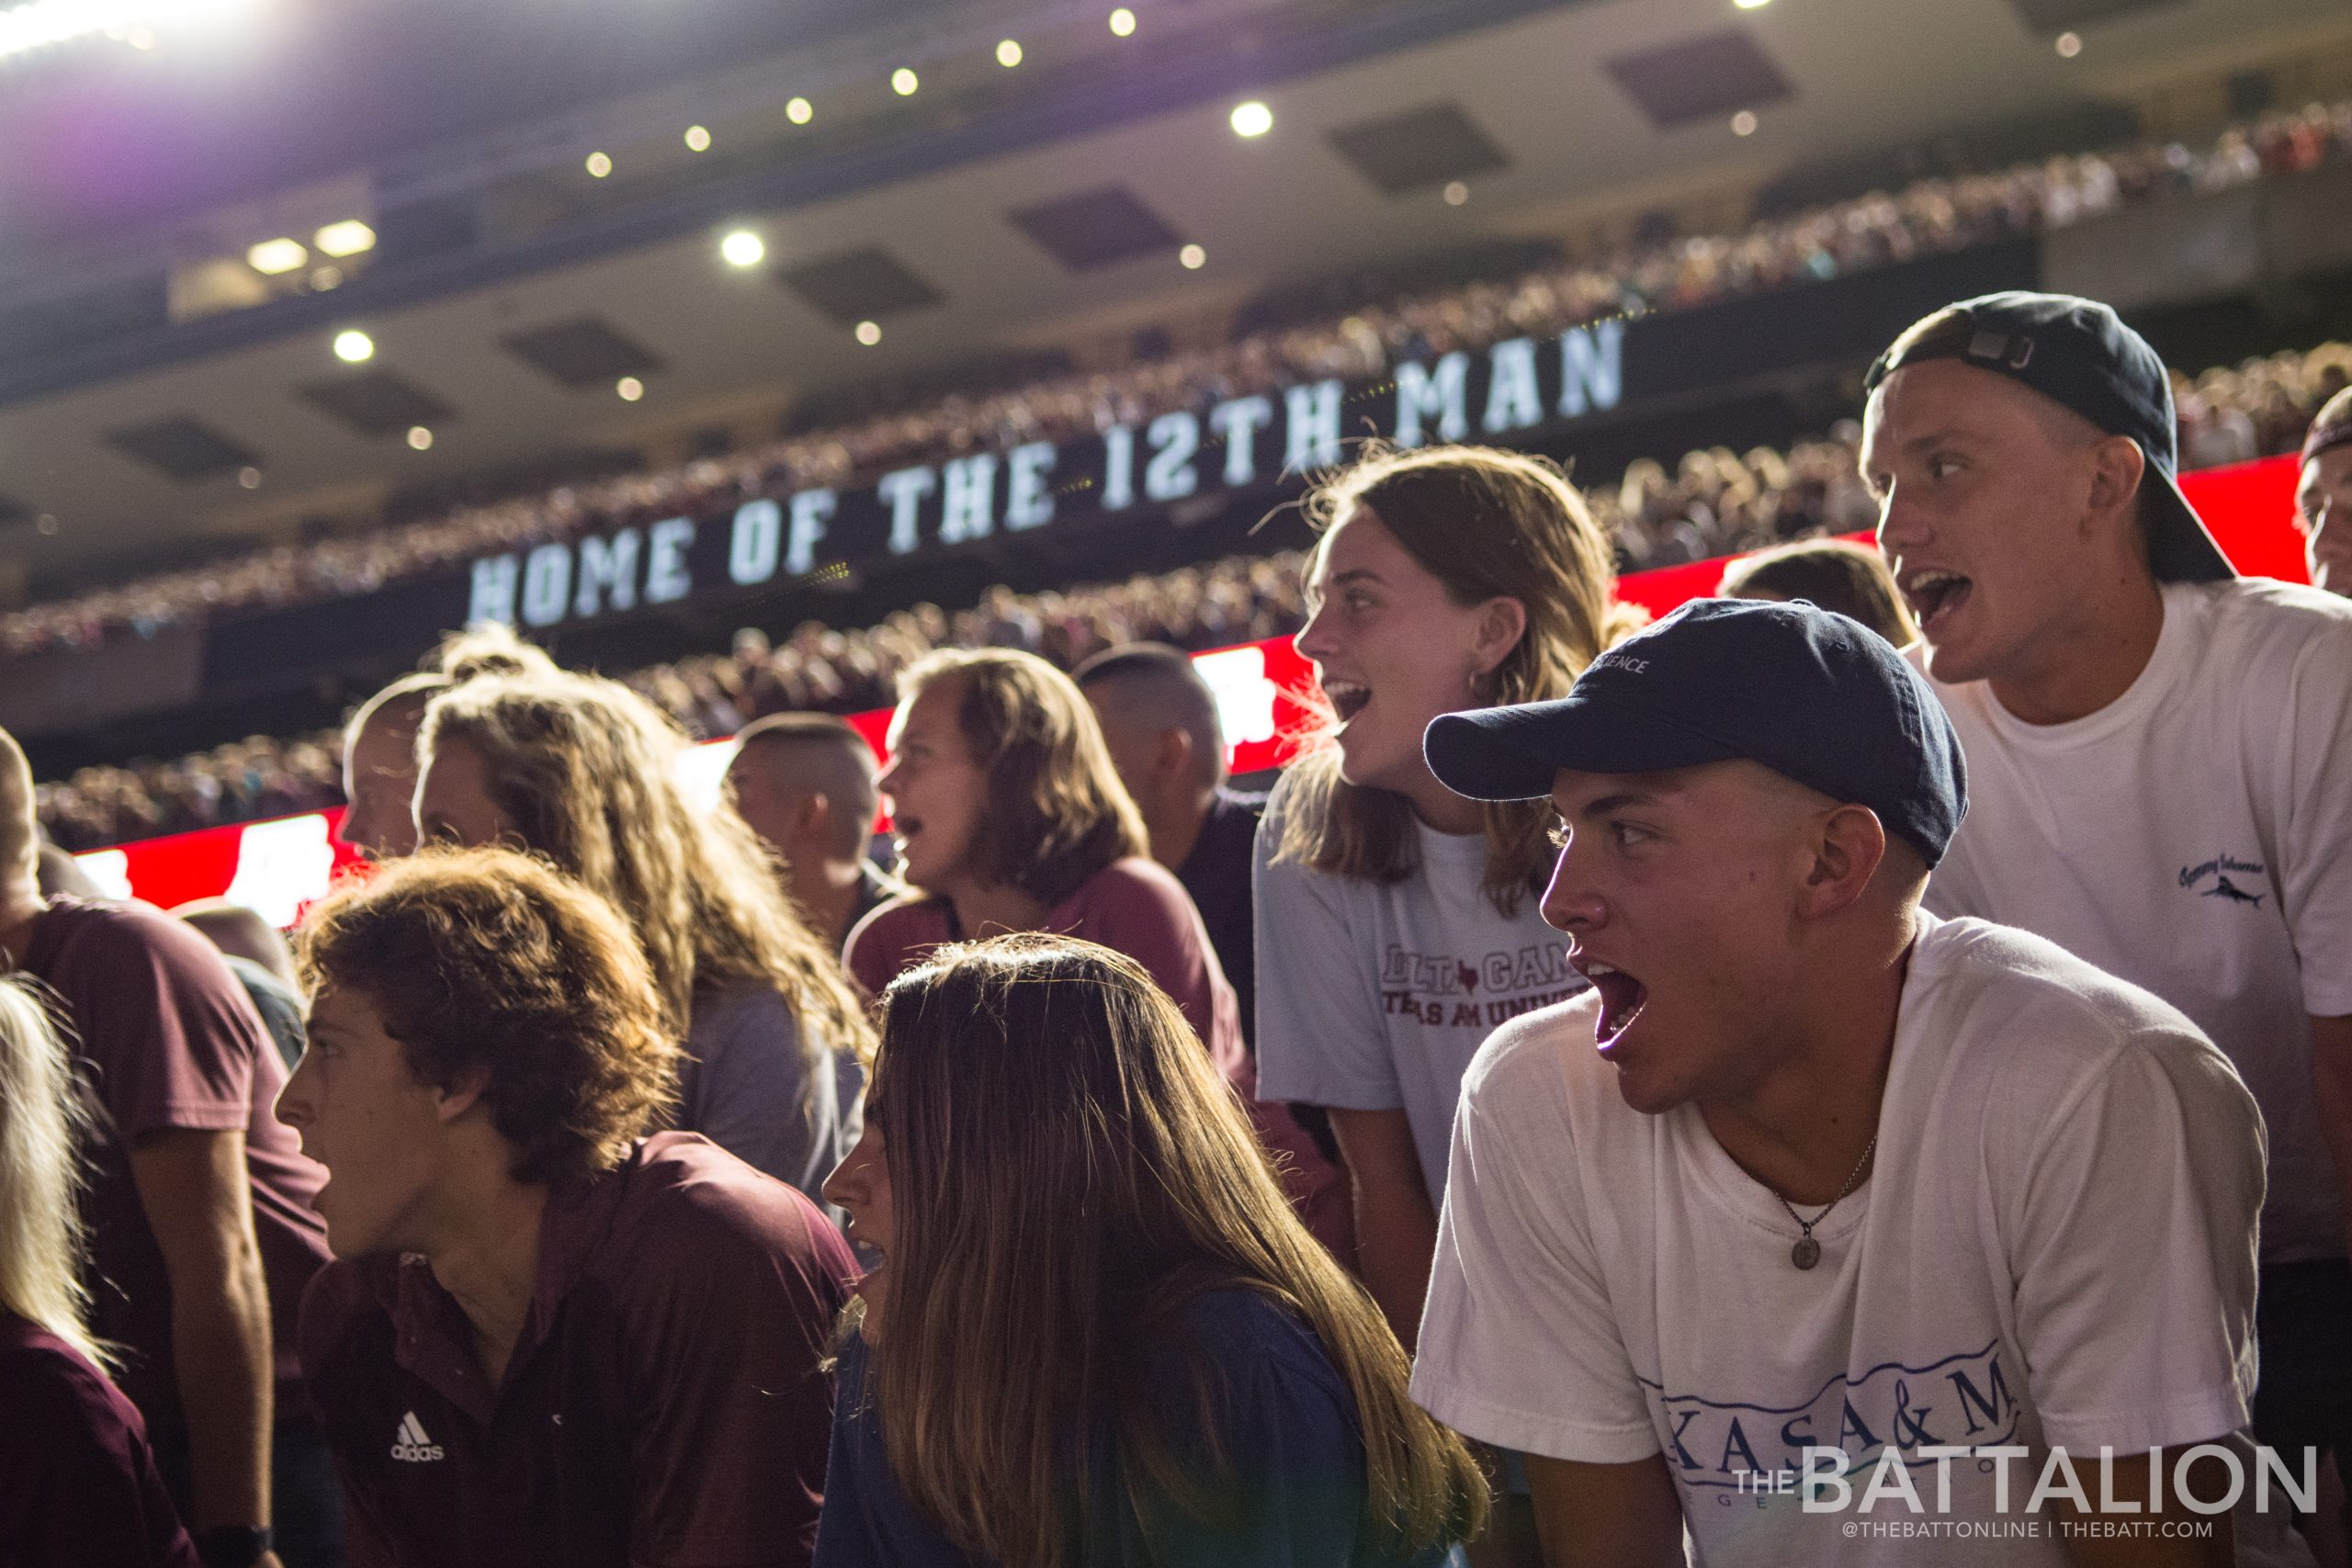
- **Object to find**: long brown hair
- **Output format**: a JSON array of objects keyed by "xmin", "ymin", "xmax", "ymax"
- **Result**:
[
  {"xmin": 896, "ymin": 648, "xmax": 1147, "ymax": 908},
  {"xmin": 1275, "ymin": 443, "xmax": 1641, "ymax": 914},
  {"xmin": 418, "ymin": 670, "xmax": 875, "ymax": 1112},
  {"xmin": 863, "ymin": 934, "xmax": 1487, "ymax": 1566}
]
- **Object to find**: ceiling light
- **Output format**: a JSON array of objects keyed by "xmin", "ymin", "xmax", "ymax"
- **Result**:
[
  {"xmin": 1, "ymin": 0, "xmax": 251, "ymax": 63},
  {"xmin": 406, "ymin": 426, "xmax": 434, "ymax": 451},
  {"xmin": 1734, "ymin": 0, "xmax": 1770, "ymax": 8},
  {"xmin": 2054, "ymin": 30, "xmax": 2082, "ymax": 57},
  {"xmin": 246, "ymin": 237, "xmax": 307, "ymax": 276},
  {"xmin": 1108, "ymin": 7, "xmax": 1136, "ymax": 37},
  {"xmin": 308, "ymin": 265, "xmax": 344, "ymax": 290},
  {"xmin": 585, "ymin": 151, "xmax": 613, "ymax": 178},
  {"xmin": 786, "ymin": 96, "xmax": 813, "ymax": 125},
  {"xmin": 237, "ymin": 467, "xmax": 262, "ymax": 490},
  {"xmin": 720, "ymin": 229, "xmax": 765, "ymax": 267},
  {"xmin": 890, "ymin": 67, "xmax": 918, "ymax": 96},
  {"xmin": 1442, "ymin": 181, "xmax": 1469, "ymax": 206},
  {"xmin": 854, "ymin": 320, "xmax": 882, "ymax": 346},
  {"xmin": 1730, "ymin": 109, "xmax": 1758, "ymax": 136},
  {"xmin": 332, "ymin": 329, "xmax": 374, "ymax": 364},
  {"xmin": 312, "ymin": 220, "xmax": 376, "ymax": 257},
  {"xmin": 616, "ymin": 377, "xmax": 644, "ymax": 402},
  {"xmin": 1179, "ymin": 243, "xmax": 1205, "ymax": 269},
  {"xmin": 684, "ymin": 124, "xmax": 712, "ymax": 152},
  {"xmin": 996, "ymin": 38, "xmax": 1022, "ymax": 67},
  {"xmin": 1230, "ymin": 100, "xmax": 1272, "ymax": 138}
]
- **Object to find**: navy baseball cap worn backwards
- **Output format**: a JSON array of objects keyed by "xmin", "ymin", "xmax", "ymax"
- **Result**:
[
  {"xmin": 1423, "ymin": 598, "xmax": 1969, "ymax": 867},
  {"xmin": 1864, "ymin": 290, "xmax": 2233, "ymax": 584}
]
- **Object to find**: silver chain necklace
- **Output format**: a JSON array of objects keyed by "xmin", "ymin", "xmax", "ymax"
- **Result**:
[{"xmin": 1770, "ymin": 1133, "xmax": 1878, "ymax": 1270}]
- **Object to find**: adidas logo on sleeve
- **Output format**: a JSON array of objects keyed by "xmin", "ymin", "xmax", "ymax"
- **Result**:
[{"xmin": 390, "ymin": 1411, "xmax": 445, "ymax": 1463}]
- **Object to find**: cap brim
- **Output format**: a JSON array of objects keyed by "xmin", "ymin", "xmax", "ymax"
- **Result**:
[
  {"xmin": 1425, "ymin": 695, "xmax": 1741, "ymax": 803},
  {"xmin": 2143, "ymin": 464, "xmax": 2236, "ymax": 584}
]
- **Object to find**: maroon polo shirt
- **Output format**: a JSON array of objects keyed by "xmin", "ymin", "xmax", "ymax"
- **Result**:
[
  {"xmin": 17, "ymin": 895, "xmax": 331, "ymax": 1425},
  {"xmin": 0, "ymin": 1312, "xmax": 198, "ymax": 1568},
  {"xmin": 299, "ymin": 1132, "xmax": 856, "ymax": 1568}
]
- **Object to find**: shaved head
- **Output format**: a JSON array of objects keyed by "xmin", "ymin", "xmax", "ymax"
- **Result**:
[{"xmin": 1072, "ymin": 644, "xmax": 1227, "ymax": 792}]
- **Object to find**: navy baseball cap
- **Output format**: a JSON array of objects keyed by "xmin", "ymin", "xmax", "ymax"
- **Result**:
[
  {"xmin": 1864, "ymin": 291, "xmax": 2234, "ymax": 584},
  {"xmin": 1424, "ymin": 598, "xmax": 1968, "ymax": 866}
]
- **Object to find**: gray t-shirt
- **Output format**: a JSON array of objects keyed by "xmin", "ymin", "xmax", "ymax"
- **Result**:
[
  {"xmin": 1251, "ymin": 772, "xmax": 1583, "ymax": 1208},
  {"xmin": 682, "ymin": 980, "xmax": 863, "ymax": 1207}
]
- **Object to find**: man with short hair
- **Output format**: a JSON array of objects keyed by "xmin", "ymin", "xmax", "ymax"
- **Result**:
[
  {"xmin": 2297, "ymin": 385, "xmax": 2352, "ymax": 596},
  {"xmin": 0, "ymin": 727, "xmax": 334, "ymax": 1568},
  {"xmin": 1862, "ymin": 293, "xmax": 2352, "ymax": 1516},
  {"xmin": 279, "ymin": 846, "xmax": 855, "ymax": 1567},
  {"xmin": 1073, "ymin": 643, "xmax": 1268, "ymax": 1041},
  {"xmin": 1410, "ymin": 598, "xmax": 2293, "ymax": 1566},
  {"xmin": 725, "ymin": 713, "xmax": 894, "ymax": 951}
]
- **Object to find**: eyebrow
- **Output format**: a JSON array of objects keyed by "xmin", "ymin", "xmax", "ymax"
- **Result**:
[
  {"xmin": 1325, "ymin": 568, "xmax": 1385, "ymax": 589},
  {"xmin": 1566, "ymin": 790, "xmax": 1659, "ymax": 818}
]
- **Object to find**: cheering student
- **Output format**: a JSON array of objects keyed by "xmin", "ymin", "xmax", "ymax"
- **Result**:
[
  {"xmin": 335, "ymin": 625, "xmax": 555, "ymax": 863},
  {"xmin": 844, "ymin": 648, "xmax": 1348, "ymax": 1258},
  {"xmin": 1863, "ymin": 292, "xmax": 2352, "ymax": 1543},
  {"xmin": 415, "ymin": 667, "xmax": 870, "ymax": 1201},
  {"xmin": 815, "ymin": 933, "xmax": 1487, "ymax": 1568},
  {"xmin": 725, "ymin": 713, "xmax": 899, "ymax": 953},
  {"xmin": 2298, "ymin": 385, "xmax": 2352, "ymax": 596},
  {"xmin": 1, "ymin": 727, "xmax": 334, "ymax": 1568},
  {"xmin": 1411, "ymin": 598, "xmax": 2301, "ymax": 1567},
  {"xmin": 1253, "ymin": 446, "xmax": 1635, "ymax": 1343},
  {"xmin": 0, "ymin": 976, "xmax": 198, "ymax": 1567},
  {"xmin": 281, "ymin": 849, "xmax": 855, "ymax": 1568}
]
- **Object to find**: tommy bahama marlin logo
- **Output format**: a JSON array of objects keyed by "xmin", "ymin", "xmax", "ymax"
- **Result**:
[{"xmin": 2179, "ymin": 853, "xmax": 2267, "ymax": 908}]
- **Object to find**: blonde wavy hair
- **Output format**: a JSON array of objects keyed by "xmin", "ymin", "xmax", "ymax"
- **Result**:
[
  {"xmin": 418, "ymin": 670, "xmax": 875, "ymax": 1112},
  {"xmin": 1275, "ymin": 443, "xmax": 1645, "ymax": 914},
  {"xmin": 865, "ymin": 934, "xmax": 1487, "ymax": 1566},
  {"xmin": 0, "ymin": 976, "xmax": 107, "ymax": 1370}
]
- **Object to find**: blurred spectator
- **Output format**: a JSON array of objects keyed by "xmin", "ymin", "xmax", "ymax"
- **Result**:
[
  {"xmin": 2300, "ymin": 384, "xmax": 2352, "ymax": 596},
  {"xmin": 723, "ymin": 713, "xmax": 897, "ymax": 953},
  {"xmin": 1717, "ymin": 537, "xmax": 1918, "ymax": 646},
  {"xmin": 6, "ymin": 96, "xmax": 2349, "ymax": 665}
]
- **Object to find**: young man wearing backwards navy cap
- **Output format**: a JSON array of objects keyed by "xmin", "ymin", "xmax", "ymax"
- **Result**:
[
  {"xmin": 1862, "ymin": 293, "xmax": 2352, "ymax": 1533},
  {"xmin": 1408, "ymin": 598, "xmax": 2303, "ymax": 1566}
]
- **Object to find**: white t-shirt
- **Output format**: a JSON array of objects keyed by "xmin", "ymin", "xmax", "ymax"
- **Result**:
[
  {"xmin": 1253, "ymin": 771, "xmax": 1582, "ymax": 1207},
  {"xmin": 1412, "ymin": 914, "xmax": 2284, "ymax": 1567},
  {"xmin": 1918, "ymin": 579, "xmax": 2352, "ymax": 1264}
]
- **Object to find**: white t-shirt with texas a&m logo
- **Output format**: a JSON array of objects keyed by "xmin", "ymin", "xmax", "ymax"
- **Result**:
[
  {"xmin": 1412, "ymin": 914, "xmax": 2290, "ymax": 1566},
  {"xmin": 1918, "ymin": 579, "xmax": 2352, "ymax": 1264}
]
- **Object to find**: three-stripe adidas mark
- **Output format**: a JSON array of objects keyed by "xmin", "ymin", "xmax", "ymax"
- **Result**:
[{"xmin": 390, "ymin": 1411, "xmax": 445, "ymax": 1462}]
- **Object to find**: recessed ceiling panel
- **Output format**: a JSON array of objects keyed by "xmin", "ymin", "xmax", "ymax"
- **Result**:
[
  {"xmin": 776, "ymin": 246, "xmax": 944, "ymax": 324},
  {"xmin": 1327, "ymin": 104, "xmax": 1510, "ymax": 196},
  {"xmin": 1604, "ymin": 29, "xmax": 1794, "ymax": 130},
  {"xmin": 2008, "ymin": 0, "xmax": 2191, "ymax": 28},
  {"xmin": 500, "ymin": 316, "xmax": 667, "ymax": 389},
  {"xmin": 298, "ymin": 370, "xmax": 458, "ymax": 438},
  {"xmin": 1007, "ymin": 187, "xmax": 1182, "ymax": 271},
  {"xmin": 103, "ymin": 417, "xmax": 259, "ymax": 482}
]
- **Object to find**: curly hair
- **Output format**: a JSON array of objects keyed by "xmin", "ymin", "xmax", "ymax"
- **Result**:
[
  {"xmin": 895, "ymin": 648, "xmax": 1146, "ymax": 908},
  {"xmin": 418, "ymin": 669, "xmax": 876, "ymax": 1115},
  {"xmin": 1274, "ymin": 443, "xmax": 1643, "ymax": 915},
  {"xmin": 295, "ymin": 846, "xmax": 681, "ymax": 1185}
]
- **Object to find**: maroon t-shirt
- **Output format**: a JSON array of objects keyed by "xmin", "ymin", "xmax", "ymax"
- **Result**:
[
  {"xmin": 299, "ymin": 1132, "xmax": 857, "ymax": 1568},
  {"xmin": 0, "ymin": 1312, "xmax": 199, "ymax": 1568},
  {"xmin": 18, "ymin": 896, "xmax": 331, "ymax": 1423}
]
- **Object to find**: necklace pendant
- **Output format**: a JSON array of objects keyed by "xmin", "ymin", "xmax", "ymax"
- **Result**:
[{"xmin": 1791, "ymin": 1235, "xmax": 1822, "ymax": 1270}]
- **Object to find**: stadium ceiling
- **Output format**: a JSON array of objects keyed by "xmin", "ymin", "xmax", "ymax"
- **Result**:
[{"xmin": 0, "ymin": 0, "xmax": 2345, "ymax": 594}]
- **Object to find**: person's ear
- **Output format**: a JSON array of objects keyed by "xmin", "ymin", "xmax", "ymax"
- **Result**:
[
  {"xmin": 1157, "ymin": 727, "xmax": 1193, "ymax": 783},
  {"xmin": 435, "ymin": 1065, "xmax": 492, "ymax": 1124},
  {"xmin": 1796, "ymin": 804, "xmax": 1888, "ymax": 920},
  {"xmin": 2084, "ymin": 434, "xmax": 2148, "ymax": 546},
  {"xmin": 1471, "ymin": 596, "xmax": 1529, "ymax": 681},
  {"xmin": 792, "ymin": 791, "xmax": 831, "ymax": 842}
]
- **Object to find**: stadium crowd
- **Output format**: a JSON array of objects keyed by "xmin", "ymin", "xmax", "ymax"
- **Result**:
[
  {"xmin": 6, "ymin": 94, "xmax": 2350, "ymax": 662},
  {"xmin": 36, "ymin": 329, "xmax": 2352, "ymax": 851},
  {"xmin": 3, "ymin": 291, "xmax": 2349, "ymax": 1568}
]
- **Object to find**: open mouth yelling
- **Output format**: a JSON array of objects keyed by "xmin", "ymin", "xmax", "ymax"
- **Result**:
[
  {"xmin": 1577, "ymin": 957, "xmax": 1649, "ymax": 1050},
  {"xmin": 1900, "ymin": 568, "xmax": 1973, "ymax": 635},
  {"xmin": 1320, "ymin": 680, "xmax": 1370, "ymax": 724}
]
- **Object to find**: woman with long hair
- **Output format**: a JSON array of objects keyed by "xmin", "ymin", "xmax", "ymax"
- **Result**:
[
  {"xmin": 1253, "ymin": 444, "xmax": 1634, "ymax": 1558},
  {"xmin": 0, "ymin": 976, "xmax": 198, "ymax": 1566},
  {"xmin": 844, "ymin": 647, "xmax": 1348, "ymax": 1256},
  {"xmin": 816, "ymin": 934, "xmax": 1486, "ymax": 1568},
  {"xmin": 414, "ymin": 667, "xmax": 872, "ymax": 1201}
]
